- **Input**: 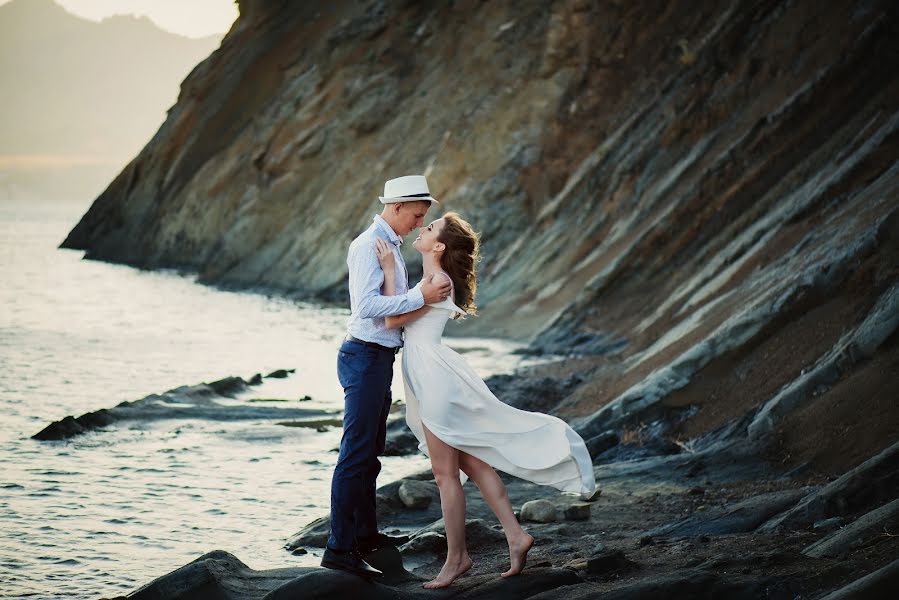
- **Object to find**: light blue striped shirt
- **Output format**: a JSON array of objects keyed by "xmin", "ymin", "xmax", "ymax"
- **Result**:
[{"xmin": 345, "ymin": 215, "xmax": 425, "ymax": 348}]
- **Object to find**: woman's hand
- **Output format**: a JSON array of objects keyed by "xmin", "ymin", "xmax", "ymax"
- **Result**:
[{"xmin": 374, "ymin": 237, "xmax": 396, "ymax": 274}]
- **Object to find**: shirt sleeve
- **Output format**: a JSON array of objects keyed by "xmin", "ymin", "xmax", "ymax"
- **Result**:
[{"xmin": 349, "ymin": 238, "xmax": 425, "ymax": 319}]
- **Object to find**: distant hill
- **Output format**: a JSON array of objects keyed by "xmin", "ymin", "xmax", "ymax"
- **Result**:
[{"xmin": 0, "ymin": 0, "xmax": 222, "ymax": 160}]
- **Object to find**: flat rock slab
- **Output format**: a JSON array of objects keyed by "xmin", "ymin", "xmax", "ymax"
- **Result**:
[
  {"xmin": 758, "ymin": 440, "xmax": 899, "ymax": 533},
  {"xmin": 818, "ymin": 557, "xmax": 899, "ymax": 600},
  {"xmin": 527, "ymin": 569, "xmax": 784, "ymax": 600},
  {"xmin": 803, "ymin": 498, "xmax": 899, "ymax": 558},
  {"xmin": 647, "ymin": 488, "xmax": 811, "ymax": 537},
  {"xmin": 33, "ymin": 375, "xmax": 327, "ymax": 441},
  {"xmin": 117, "ymin": 548, "xmax": 583, "ymax": 600}
]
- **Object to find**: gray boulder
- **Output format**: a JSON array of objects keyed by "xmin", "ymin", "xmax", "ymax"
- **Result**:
[
  {"xmin": 398, "ymin": 479, "xmax": 437, "ymax": 509},
  {"xmin": 521, "ymin": 499, "xmax": 557, "ymax": 523}
]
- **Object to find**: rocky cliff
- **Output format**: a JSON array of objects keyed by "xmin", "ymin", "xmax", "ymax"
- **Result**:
[
  {"xmin": 63, "ymin": 0, "xmax": 897, "ymax": 463},
  {"xmin": 61, "ymin": 2, "xmax": 899, "ymax": 596}
]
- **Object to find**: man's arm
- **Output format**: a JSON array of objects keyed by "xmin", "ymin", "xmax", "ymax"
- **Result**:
[{"xmin": 350, "ymin": 239, "xmax": 424, "ymax": 319}]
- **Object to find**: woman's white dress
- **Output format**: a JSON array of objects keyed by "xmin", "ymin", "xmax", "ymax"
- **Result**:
[{"xmin": 401, "ymin": 283, "xmax": 596, "ymax": 498}]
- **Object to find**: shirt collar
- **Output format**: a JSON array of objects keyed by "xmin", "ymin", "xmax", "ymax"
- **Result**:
[{"xmin": 373, "ymin": 214, "xmax": 402, "ymax": 246}]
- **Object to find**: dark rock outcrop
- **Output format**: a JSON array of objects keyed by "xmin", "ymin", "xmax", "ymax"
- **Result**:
[
  {"xmin": 647, "ymin": 488, "xmax": 812, "ymax": 538},
  {"xmin": 32, "ymin": 372, "xmax": 325, "ymax": 441},
  {"xmin": 819, "ymin": 558, "xmax": 899, "ymax": 600},
  {"xmin": 758, "ymin": 440, "xmax": 899, "ymax": 532}
]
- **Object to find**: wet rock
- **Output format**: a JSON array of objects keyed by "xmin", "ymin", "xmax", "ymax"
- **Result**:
[
  {"xmin": 32, "ymin": 415, "xmax": 87, "ymax": 441},
  {"xmin": 127, "ymin": 550, "xmax": 306, "ymax": 600},
  {"xmin": 521, "ymin": 499, "xmax": 557, "ymax": 523},
  {"xmin": 285, "ymin": 515, "xmax": 330, "ymax": 549},
  {"xmin": 584, "ymin": 430, "xmax": 619, "ymax": 457},
  {"xmin": 75, "ymin": 408, "xmax": 116, "ymax": 429},
  {"xmin": 648, "ymin": 488, "xmax": 810, "ymax": 537},
  {"xmin": 397, "ymin": 480, "xmax": 436, "ymax": 509},
  {"xmin": 564, "ymin": 502, "xmax": 592, "ymax": 521},
  {"xmin": 483, "ymin": 372, "xmax": 585, "ymax": 412},
  {"xmin": 248, "ymin": 373, "xmax": 263, "ymax": 385},
  {"xmin": 638, "ymin": 535, "xmax": 654, "ymax": 547},
  {"xmin": 596, "ymin": 435, "xmax": 681, "ymax": 463},
  {"xmin": 818, "ymin": 557, "xmax": 899, "ymax": 600},
  {"xmin": 759, "ymin": 440, "xmax": 899, "ymax": 532},
  {"xmin": 383, "ymin": 417, "xmax": 419, "ymax": 456},
  {"xmin": 207, "ymin": 375, "xmax": 248, "ymax": 397},
  {"xmin": 803, "ymin": 498, "xmax": 899, "ymax": 559},
  {"xmin": 264, "ymin": 369, "xmax": 294, "ymax": 379},
  {"xmin": 587, "ymin": 548, "xmax": 636, "ymax": 578},
  {"xmin": 413, "ymin": 518, "xmax": 505, "ymax": 551},
  {"xmin": 33, "ymin": 378, "xmax": 335, "ymax": 441},
  {"xmin": 534, "ymin": 569, "xmax": 784, "ymax": 600},
  {"xmin": 446, "ymin": 567, "xmax": 583, "ymax": 598},
  {"xmin": 813, "ymin": 516, "xmax": 843, "ymax": 530},
  {"xmin": 399, "ymin": 531, "xmax": 446, "ymax": 555}
]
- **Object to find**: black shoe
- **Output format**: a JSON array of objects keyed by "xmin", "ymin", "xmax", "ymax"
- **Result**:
[
  {"xmin": 357, "ymin": 532, "xmax": 411, "ymax": 554},
  {"xmin": 321, "ymin": 547, "xmax": 383, "ymax": 578}
]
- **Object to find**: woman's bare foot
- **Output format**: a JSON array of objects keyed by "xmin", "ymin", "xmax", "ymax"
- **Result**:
[
  {"xmin": 422, "ymin": 554, "xmax": 473, "ymax": 589},
  {"xmin": 501, "ymin": 532, "xmax": 534, "ymax": 577}
]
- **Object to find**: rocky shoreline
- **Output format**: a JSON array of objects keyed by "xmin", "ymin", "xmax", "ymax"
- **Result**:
[
  {"xmin": 102, "ymin": 439, "xmax": 899, "ymax": 599},
  {"xmin": 46, "ymin": 0, "xmax": 899, "ymax": 596},
  {"xmin": 45, "ymin": 366, "xmax": 893, "ymax": 600}
]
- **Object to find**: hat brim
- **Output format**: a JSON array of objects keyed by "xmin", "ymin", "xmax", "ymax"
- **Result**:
[{"xmin": 379, "ymin": 196, "xmax": 438, "ymax": 205}]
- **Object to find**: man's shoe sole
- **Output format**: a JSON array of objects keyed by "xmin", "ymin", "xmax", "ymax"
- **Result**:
[{"xmin": 321, "ymin": 559, "xmax": 383, "ymax": 579}]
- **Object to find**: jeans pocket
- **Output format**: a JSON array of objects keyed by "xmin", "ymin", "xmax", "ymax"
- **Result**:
[{"xmin": 337, "ymin": 347, "xmax": 370, "ymax": 387}]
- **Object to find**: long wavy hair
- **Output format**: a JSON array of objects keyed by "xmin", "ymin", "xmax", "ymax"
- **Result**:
[{"xmin": 437, "ymin": 212, "xmax": 480, "ymax": 317}]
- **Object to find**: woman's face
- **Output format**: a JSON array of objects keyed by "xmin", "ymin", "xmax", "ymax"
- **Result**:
[{"xmin": 412, "ymin": 218, "xmax": 446, "ymax": 254}]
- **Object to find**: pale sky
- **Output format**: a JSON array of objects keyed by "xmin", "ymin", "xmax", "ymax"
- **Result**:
[{"xmin": 1, "ymin": 0, "xmax": 239, "ymax": 38}]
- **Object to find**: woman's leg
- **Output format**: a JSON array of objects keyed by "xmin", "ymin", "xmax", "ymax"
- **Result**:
[
  {"xmin": 459, "ymin": 452, "xmax": 534, "ymax": 577},
  {"xmin": 422, "ymin": 423, "xmax": 473, "ymax": 588}
]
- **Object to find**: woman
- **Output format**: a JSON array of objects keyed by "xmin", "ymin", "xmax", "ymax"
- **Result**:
[{"xmin": 374, "ymin": 212, "xmax": 596, "ymax": 589}]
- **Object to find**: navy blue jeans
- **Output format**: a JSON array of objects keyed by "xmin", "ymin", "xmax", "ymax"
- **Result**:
[{"xmin": 327, "ymin": 339, "xmax": 395, "ymax": 552}]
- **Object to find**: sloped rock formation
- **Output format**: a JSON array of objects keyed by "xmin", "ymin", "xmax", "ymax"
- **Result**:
[
  {"xmin": 66, "ymin": 2, "xmax": 898, "ymax": 596},
  {"xmin": 62, "ymin": 0, "xmax": 898, "ymax": 466}
]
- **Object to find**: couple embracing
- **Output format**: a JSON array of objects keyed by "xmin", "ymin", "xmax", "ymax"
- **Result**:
[{"xmin": 321, "ymin": 175, "xmax": 596, "ymax": 588}]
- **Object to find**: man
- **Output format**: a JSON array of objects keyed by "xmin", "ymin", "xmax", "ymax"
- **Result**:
[{"xmin": 321, "ymin": 175, "xmax": 452, "ymax": 578}]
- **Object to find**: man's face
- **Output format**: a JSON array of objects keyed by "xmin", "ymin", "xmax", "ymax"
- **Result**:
[{"xmin": 393, "ymin": 201, "xmax": 431, "ymax": 236}]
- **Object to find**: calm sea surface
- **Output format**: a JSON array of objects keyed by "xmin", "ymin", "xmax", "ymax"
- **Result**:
[{"xmin": 0, "ymin": 196, "xmax": 526, "ymax": 599}]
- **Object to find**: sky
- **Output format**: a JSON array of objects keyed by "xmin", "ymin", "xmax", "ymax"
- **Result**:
[{"xmin": 0, "ymin": 0, "xmax": 239, "ymax": 38}]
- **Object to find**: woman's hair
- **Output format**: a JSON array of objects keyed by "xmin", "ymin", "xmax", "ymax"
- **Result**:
[{"xmin": 437, "ymin": 212, "xmax": 480, "ymax": 317}]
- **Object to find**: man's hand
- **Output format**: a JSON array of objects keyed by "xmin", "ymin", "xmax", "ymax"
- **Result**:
[{"xmin": 421, "ymin": 273, "xmax": 452, "ymax": 304}]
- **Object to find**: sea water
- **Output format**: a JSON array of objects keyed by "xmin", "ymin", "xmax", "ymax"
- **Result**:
[{"xmin": 0, "ymin": 196, "xmax": 525, "ymax": 599}]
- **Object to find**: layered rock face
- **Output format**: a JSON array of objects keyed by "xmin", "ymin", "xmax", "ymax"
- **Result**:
[{"xmin": 63, "ymin": 1, "xmax": 897, "ymax": 471}]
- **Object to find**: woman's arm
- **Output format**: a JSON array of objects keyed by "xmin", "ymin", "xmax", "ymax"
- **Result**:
[
  {"xmin": 385, "ymin": 305, "xmax": 429, "ymax": 329},
  {"xmin": 375, "ymin": 237, "xmax": 430, "ymax": 329}
]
